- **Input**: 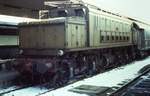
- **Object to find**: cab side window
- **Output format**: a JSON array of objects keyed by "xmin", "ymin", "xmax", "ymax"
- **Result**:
[
  {"xmin": 58, "ymin": 10, "xmax": 68, "ymax": 17},
  {"xmin": 75, "ymin": 9, "xmax": 85, "ymax": 17}
]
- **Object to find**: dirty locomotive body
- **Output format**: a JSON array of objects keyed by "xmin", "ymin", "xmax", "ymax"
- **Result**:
[{"xmin": 15, "ymin": 4, "xmax": 150, "ymax": 84}]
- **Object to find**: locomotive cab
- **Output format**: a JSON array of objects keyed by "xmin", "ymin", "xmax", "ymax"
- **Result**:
[
  {"xmin": 39, "ymin": 5, "xmax": 87, "ymax": 19},
  {"xmin": 17, "ymin": 8, "xmax": 87, "ymax": 84}
]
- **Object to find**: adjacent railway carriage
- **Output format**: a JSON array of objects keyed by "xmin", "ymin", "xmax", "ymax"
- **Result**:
[
  {"xmin": 135, "ymin": 22, "xmax": 150, "ymax": 51},
  {"xmin": 0, "ymin": 21, "xmax": 18, "ymax": 59},
  {"xmin": 15, "ymin": 3, "xmax": 150, "ymax": 85}
]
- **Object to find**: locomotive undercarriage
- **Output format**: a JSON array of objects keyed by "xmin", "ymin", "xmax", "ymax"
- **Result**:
[{"xmin": 15, "ymin": 45, "xmax": 139, "ymax": 86}]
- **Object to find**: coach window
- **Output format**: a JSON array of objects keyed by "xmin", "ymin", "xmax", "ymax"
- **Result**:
[
  {"xmin": 127, "ymin": 36, "xmax": 129, "ymax": 41},
  {"xmin": 116, "ymin": 36, "xmax": 118, "ymax": 41},
  {"xmin": 124, "ymin": 33, "xmax": 126, "ymax": 41},
  {"xmin": 101, "ymin": 36, "xmax": 104, "ymax": 42},
  {"xmin": 122, "ymin": 33, "xmax": 124, "ymax": 41},
  {"xmin": 112, "ymin": 36, "xmax": 114, "ymax": 41},
  {"xmin": 75, "ymin": 8, "xmax": 85, "ymax": 17},
  {"xmin": 106, "ymin": 35, "xmax": 109, "ymax": 41},
  {"xmin": 58, "ymin": 10, "xmax": 68, "ymax": 17},
  {"xmin": 121, "ymin": 32, "xmax": 123, "ymax": 40},
  {"xmin": 123, "ymin": 36, "xmax": 126, "ymax": 41},
  {"xmin": 120, "ymin": 36, "xmax": 122, "ymax": 41}
]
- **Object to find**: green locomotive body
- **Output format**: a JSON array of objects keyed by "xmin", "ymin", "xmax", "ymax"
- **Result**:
[{"xmin": 16, "ymin": 3, "xmax": 150, "ymax": 85}]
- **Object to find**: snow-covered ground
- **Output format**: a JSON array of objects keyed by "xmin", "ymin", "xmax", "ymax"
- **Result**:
[
  {"xmin": 0, "ymin": 86, "xmax": 18, "ymax": 94},
  {"xmin": 3, "ymin": 57, "xmax": 150, "ymax": 96},
  {"xmin": 3, "ymin": 86, "xmax": 49, "ymax": 96}
]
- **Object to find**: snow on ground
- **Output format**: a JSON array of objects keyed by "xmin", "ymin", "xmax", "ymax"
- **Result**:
[
  {"xmin": 3, "ymin": 57, "xmax": 150, "ymax": 96},
  {"xmin": 40, "ymin": 57, "xmax": 150, "ymax": 96},
  {"xmin": 3, "ymin": 86, "xmax": 48, "ymax": 96},
  {"xmin": 0, "ymin": 86, "xmax": 18, "ymax": 94}
]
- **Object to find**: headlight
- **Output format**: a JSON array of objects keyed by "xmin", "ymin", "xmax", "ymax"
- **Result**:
[
  {"xmin": 19, "ymin": 50, "xmax": 23, "ymax": 54},
  {"xmin": 46, "ymin": 62, "xmax": 53, "ymax": 68},
  {"xmin": 58, "ymin": 50, "xmax": 64, "ymax": 56}
]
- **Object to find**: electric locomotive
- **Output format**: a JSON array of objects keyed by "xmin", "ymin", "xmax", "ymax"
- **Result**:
[{"xmin": 15, "ymin": 3, "xmax": 150, "ymax": 85}]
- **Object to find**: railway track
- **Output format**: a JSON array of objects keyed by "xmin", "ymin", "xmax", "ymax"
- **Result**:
[
  {"xmin": 35, "ymin": 64, "xmax": 150, "ymax": 96},
  {"xmin": 35, "ymin": 66, "xmax": 132, "ymax": 96},
  {"xmin": 2, "ymin": 59, "xmax": 150, "ymax": 96},
  {"xmin": 1, "ymin": 74, "xmax": 87, "ymax": 96},
  {"xmin": 110, "ymin": 65, "xmax": 150, "ymax": 96}
]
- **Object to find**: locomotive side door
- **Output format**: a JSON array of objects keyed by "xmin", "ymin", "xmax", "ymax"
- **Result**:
[
  {"xmin": 131, "ymin": 23, "xmax": 140, "ymax": 45},
  {"xmin": 132, "ymin": 27, "xmax": 138, "ymax": 45},
  {"xmin": 137, "ymin": 29, "xmax": 145, "ymax": 50}
]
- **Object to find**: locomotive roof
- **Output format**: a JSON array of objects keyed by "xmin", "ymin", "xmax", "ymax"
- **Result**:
[
  {"xmin": 0, "ymin": 21, "xmax": 18, "ymax": 26},
  {"xmin": 0, "ymin": 21, "xmax": 18, "ymax": 29},
  {"xmin": 19, "ymin": 17, "xmax": 85, "ymax": 26},
  {"xmin": 45, "ymin": 1, "xmax": 150, "ymax": 26},
  {"xmin": 19, "ymin": 17, "xmax": 66, "ymax": 26}
]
